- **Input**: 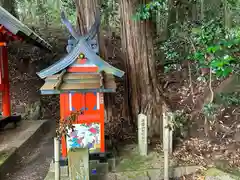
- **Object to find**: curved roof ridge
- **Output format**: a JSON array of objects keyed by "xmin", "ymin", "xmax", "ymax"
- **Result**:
[
  {"xmin": 80, "ymin": 41, "xmax": 124, "ymax": 77},
  {"xmin": 36, "ymin": 38, "xmax": 85, "ymax": 79}
]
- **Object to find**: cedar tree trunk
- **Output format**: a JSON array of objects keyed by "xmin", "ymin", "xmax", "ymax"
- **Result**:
[{"xmin": 119, "ymin": 0, "xmax": 162, "ymax": 137}]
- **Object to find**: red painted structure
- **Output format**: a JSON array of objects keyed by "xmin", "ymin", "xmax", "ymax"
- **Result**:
[
  {"xmin": 60, "ymin": 57, "xmax": 105, "ymax": 158},
  {"xmin": 0, "ymin": 25, "xmax": 23, "ymax": 117}
]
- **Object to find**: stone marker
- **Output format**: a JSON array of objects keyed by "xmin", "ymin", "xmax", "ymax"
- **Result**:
[
  {"xmin": 163, "ymin": 111, "xmax": 169, "ymax": 180},
  {"xmin": 68, "ymin": 148, "xmax": 89, "ymax": 180},
  {"xmin": 167, "ymin": 112, "xmax": 173, "ymax": 155},
  {"xmin": 138, "ymin": 113, "xmax": 148, "ymax": 156}
]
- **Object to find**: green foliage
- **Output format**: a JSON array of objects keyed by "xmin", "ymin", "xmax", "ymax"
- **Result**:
[
  {"xmin": 134, "ymin": 0, "xmax": 240, "ymax": 79},
  {"xmin": 171, "ymin": 110, "xmax": 189, "ymax": 139},
  {"xmin": 190, "ymin": 20, "xmax": 240, "ymax": 78},
  {"xmin": 203, "ymin": 102, "xmax": 219, "ymax": 117},
  {"xmin": 217, "ymin": 92, "xmax": 240, "ymax": 106},
  {"xmin": 133, "ymin": 0, "xmax": 165, "ymax": 20},
  {"xmin": 16, "ymin": 0, "xmax": 76, "ymax": 27},
  {"xmin": 160, "ymin": 19, "xmax": 240, "ymax": 78},
  {"xmin": 160, "ymin": 22, "xmax": 191, "ymax": 71},
  {"xmin": 101, "ymin": 0, "xmax": 120, "ymax": 32}
]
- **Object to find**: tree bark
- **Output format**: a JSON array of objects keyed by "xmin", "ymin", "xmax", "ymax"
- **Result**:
[
  {"xmin": 119, "ymin": 0, "xmax": 162, "ymax": 137},
  {"xmin": 75, "ymin": 0, "xmax": 100, "ymax": 35}
]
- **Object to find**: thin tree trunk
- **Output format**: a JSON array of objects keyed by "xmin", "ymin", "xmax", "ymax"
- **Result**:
[
  {"xmin": 119, "ymin": 0, "xmax": 162, "ymax": 137},
  {"xmin": 224, "ymin": 0, "xmax": 232, "ymax": 29}
]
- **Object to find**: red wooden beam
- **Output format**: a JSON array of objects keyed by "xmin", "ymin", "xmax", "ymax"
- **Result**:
[
  {"xmin": 0, "ymin": 25, "xmax": 23, "ymax": 42},
  {"xmin": 0, "ymin": 24, "xmax": 24, "ymax": 118},
  {"xmin": 0, "ymin": 38, "xmax": 11, "ymax": 117},
  {"xmin": 0, "ymin": 43, "xmax": 11, "ymax": 117}
]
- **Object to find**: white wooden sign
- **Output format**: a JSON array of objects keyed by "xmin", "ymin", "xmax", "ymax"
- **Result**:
[
  {"xmin": 138, "ymin": 113, "xmax": 148, "ymax": 156},
  {"xmin": 100, "ymin": 93, "xmax": 104, "ymax": 104}
]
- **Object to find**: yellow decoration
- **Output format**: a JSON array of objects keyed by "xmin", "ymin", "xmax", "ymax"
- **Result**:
[{"xmin": 79, "ymin": 53, "xmax": 85, "ymax": 59}]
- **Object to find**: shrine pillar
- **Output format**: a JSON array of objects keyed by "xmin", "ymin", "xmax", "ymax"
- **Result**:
[{"xmin": 0, "ymin": 42, "xmax": 11, "ymax": 117}]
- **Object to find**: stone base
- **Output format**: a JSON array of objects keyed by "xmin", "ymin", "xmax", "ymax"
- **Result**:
[
  {"xmin": 48, "ymin": 157, "xmax": 116, "ymax": 177},
  {"xmin": 49, "ymin": 160, "xmax": 69, "ymax": 177}
]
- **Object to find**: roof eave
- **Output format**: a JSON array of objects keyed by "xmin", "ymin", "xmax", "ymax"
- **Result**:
[{"xmin": 0, "ymin": 6, "xmax": 52, "ymax": 51}]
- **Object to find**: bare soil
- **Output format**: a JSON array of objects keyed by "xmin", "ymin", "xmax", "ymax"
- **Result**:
[{"xmin": 4, "ymin": 121, "xmax": 55, "ymax": 180}]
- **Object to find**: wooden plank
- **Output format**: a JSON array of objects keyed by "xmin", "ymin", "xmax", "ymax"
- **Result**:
[
  {"xmin": 63, "ymin": 73, "xmax": 100, "ymax": 80},
  {"xmin": 68, "ymin": 148, "xmax": 89, "ymax": 180},
  {"xmin": 61, "ymin": 83, "xmax": 100, "ymax": 90},
  {"xmin": 45, "ymin": 74, "xmax": 60, "ymax": 81},
  {"xmin": 64, "ymin": 79, "xmax": 101, "ymax": 84},
  {"xmin": 104, "ymin": 81, "xmax": 117, "ymax": 89},
  {"xmin": 46, "ymin": 73, "xmax": 114, "ymax": 81},
  {"xmin": 41, "ymin": 82, "xmax": 116, "ymax": 91},
  {"xmin": 104, "ymin": 74, "xmax": 115, "ymax": 81},
  {"xmin": 138, "ymin": 114, "xmax": 148, "ymax": 156},
  {"xmin": 53, "ymin": 70, "xmax": 66, "ymax": 89},
  {"xmin": 40, "ymin": 82, "xmax": 56, "ymax": 90}
]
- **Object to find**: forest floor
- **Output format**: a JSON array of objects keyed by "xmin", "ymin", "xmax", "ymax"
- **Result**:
[{"xmin": 5, "ymin": 26, "xmax": 240, "ymax": 179}]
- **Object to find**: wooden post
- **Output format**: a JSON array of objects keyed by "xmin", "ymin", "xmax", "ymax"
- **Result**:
[
  {"xmin": 138, "ymin": 113, "xmax": 148, "ymax": 156},
  {"xmin": 54, "ymin": 137, "xmax": 60, "ymax": 180},
  {"xmin": 1, "ymin": 44, "xmax": 11, "ymax": 117},
  {"xmin": 60, "ymin": 94, "xmax": 67, "ymax": 158},
  {"xmin": 168, "ymin": 112, "xmax": 173, "ymax": 155},
  {"xmin": 68, "ymin": 148, "xmax": 89, "ymax": 180},
  {"xmin": 163, "ymin": 111, "xmax": 169, "ymax": 180}
]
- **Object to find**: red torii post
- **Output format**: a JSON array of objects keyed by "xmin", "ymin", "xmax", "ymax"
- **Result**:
[{"xmin": 0, "ymin": 25, "xmax": 22, "ymax": 119}]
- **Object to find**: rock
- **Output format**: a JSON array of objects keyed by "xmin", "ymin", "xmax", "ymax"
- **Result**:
[
  {"xmin": 233, "ymin": 132, "xmax": 240, "ymax": 142},
  {"xmin": 26, "ymin": 100, "xmax": 42, "ymax": 120}
]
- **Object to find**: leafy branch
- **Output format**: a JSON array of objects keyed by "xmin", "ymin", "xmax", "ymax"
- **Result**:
[{"xmin": 56, "ymin": 110, "xmax": 83, "ymax": 140}]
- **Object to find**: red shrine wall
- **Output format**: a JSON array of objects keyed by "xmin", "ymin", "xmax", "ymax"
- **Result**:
[{"xmin": 60, "ymin": 92, "xmax": 105, "ymax": 158}]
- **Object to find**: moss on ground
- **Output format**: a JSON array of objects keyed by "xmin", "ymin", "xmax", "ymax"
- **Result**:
[
  {"xmin": 0, "ymin": 150, "xmax": 12, "ymax": 165},
  {"xmin": 204, "ymin": 168, "xmax": 240, "ymax": 180},
  {"xmin": 116, "ymin": 145, "xmax": 174, "ymax": 172}
]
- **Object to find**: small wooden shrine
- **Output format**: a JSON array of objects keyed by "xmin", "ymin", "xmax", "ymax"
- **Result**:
[
  {"xmin": 37, "ymin": 11, "xmax": 124, "ymax": 158},
  {"xmin": 0, "ymin": 6, "xmax": 51, "ymax": 129}
]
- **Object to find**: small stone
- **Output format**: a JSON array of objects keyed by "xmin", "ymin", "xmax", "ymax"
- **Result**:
[
  {"xmin": 28, "ymin": 100, "xmax": 42, "ymax": 120},
  {"xmin": 233, "ymin": 132, "xmax": 240, "ymax": 142}
]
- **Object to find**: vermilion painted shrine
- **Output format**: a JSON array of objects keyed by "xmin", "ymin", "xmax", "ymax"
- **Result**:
[
  {"xmin": 37, "ymin": 11, "xmax": 124, "ymax": 159},
  {"xmin": 0, "ymin": 6, "xmax": 51, "ymax": 129}
]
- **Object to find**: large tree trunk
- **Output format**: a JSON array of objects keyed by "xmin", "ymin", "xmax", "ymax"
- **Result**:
[
  {"xmin": 75, "ymin": 0, "xmax": 100, "ymax": 35},
  {"xmin": 119, "ymin": 0, "xmax": 162, "ymax": 137}
]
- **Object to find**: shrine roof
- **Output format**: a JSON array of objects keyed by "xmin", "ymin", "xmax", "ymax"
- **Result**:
[
  {"xmin": 0, "ymin": 6, "xmax": 52, "ymax": 50},
  {"xmin": 36, "ymin": 39, "xmax": 125, "ymax": 79},
  {"xmin": 40, "ymin": 72, "xmax": 116, "ymax": 94},
  {"xmin": 36, "ymin": 10, "xmax": 124, "ymax": 79}
]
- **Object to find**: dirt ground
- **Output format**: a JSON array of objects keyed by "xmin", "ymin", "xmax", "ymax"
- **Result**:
[{"xmin": 4, "ymin": 121, "xmax": 55, "ymax": 180}]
